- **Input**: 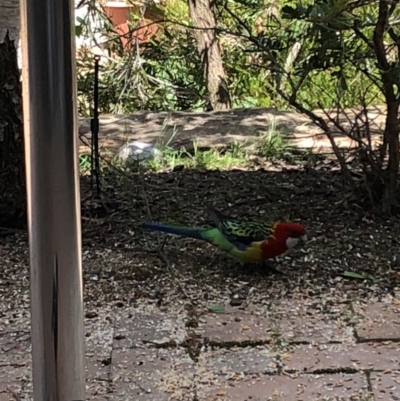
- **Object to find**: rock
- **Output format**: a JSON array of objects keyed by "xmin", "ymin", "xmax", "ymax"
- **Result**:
[{"xmin": 114, "ymin": 141, "xmax": 161, "ymax": 165}]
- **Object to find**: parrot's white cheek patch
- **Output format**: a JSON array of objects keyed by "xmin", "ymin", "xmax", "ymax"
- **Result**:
[{"xmin": 286, "ymin": 237, "xmax": 300, "ymax": 249}]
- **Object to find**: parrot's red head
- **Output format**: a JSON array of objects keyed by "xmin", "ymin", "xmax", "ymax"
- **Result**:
[
  {"xmin": 274, "ymin": 222, "xmax": 307, "ymax": 250},
  {"xmin": 260, "ymin": 222, "xmax": 307, "ymax": 260}
]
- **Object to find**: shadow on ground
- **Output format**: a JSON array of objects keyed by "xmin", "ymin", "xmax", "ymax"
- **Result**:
[{"xmin": 76, "ymin": 166, "xmax": 400, "ymax": 308}]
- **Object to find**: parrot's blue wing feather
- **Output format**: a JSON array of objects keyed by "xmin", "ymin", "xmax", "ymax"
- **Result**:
[{"xmin": 230, "ymin": 240, "xmax": 251, "ymax": 251}]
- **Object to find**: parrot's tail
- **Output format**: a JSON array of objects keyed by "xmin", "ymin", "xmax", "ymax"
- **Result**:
[{"xmin": 141, "ymin": 222, "xmax": 207, "ymax": 241}]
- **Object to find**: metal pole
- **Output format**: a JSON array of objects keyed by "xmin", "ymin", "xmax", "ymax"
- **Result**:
[
  {"xmin": 20, "ymin": 0, "xmax": 86, "ymax": 399},
  {"xmin": 90, "ymin": 55, "xmax": 101, "ymax": 197}
]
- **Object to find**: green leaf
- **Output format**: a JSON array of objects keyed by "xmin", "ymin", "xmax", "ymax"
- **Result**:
[
  {"xmin": 209, "ymin": 304, "xmax": 225, "ymax": 314},
  {"xmin": 343, "ymin": 271, "xmax": 365, "ymax": 279},
  {"xmin": 342, "ymin": 271, "xmax": 376, "ymax": 282},
  {"xmin": 75, "ymin": 24, "xmax": 83, "ymax": 38},
  {"xmin": 281, "ymin": 4, "xmax": 308, "ymax": 19}
]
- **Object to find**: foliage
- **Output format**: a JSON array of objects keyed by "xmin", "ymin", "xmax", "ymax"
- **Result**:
[
  {"xmin": 75, "ymin": 0, "xmax": 206, "ymax": 116},
  {"xmin": 75, "ymin": 0, "xmax": 299, "ymax": 114},
  {"xmin": 212, "ymin": 0, "xmax": 399, "ymax": 212},
  {"xmin": 75, "ymin": 0, "xmax": 400, "ymax": 211},
  {"xmin": 79, "ymin": 153, "xmax": 92, "ymax": 173},
  {"xmin": 214, "ymin": 0, "xmax": 385, "ymax": 109},
  {"xmin": 75, "ymin": 0, "xmax": 385, "ymax": 113}
]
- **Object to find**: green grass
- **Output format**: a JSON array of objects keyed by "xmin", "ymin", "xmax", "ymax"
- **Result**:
[
  {"xmin": 79, "ymin": 153, "xmax": 92, "ymax": 173},
  {"xmin": 142, "ymin": 140, "xmax": 320, "ymax": 172},
  {"xmin": 144, "ymin": 140, "xmax": 250, "ymax": 171},
  {"xmin": 254, "ymin": 122, "xmax": 323, "ymax": 166},
  {"xmin": 255, "ymin": 121, "xmax": 293, "ymax": 160},
  {"xmin": 80, "ymin": 121, "xmax": 323, "ymax": 174},
  {"xmin": 140, "ymin": 119, "xmax": 309, "ymax": 172}
]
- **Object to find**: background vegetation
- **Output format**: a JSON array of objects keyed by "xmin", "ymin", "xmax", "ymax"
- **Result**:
[
  {"xmin": 75, "ymin": 0, "xmax": 386, "ymax": 115},
  {"xmin": 75, "ymin": 0, "xmax": 400, "ymax": 213}
]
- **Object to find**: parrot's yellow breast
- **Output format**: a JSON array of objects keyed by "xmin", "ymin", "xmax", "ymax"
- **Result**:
[{"xmin": 230, "ymin": 242, "xmax": 263, "ymax": 263}]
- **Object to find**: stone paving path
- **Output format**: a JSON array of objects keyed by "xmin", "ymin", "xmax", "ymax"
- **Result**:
[{"xmin": 1, "ymin": 301, "xmax": 400, "ymax": 400}]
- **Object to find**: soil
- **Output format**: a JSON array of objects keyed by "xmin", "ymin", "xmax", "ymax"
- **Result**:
[
  {"xmin": 75, "ymin": 108, "xmax": 394, "ymax": 304},
  {"xmin": 3, "ymin": 162, "xmax": 399, "ymax": 313},
  {"xmin": 74, "ymin": 164, "xmax": 400, "ymax": 308},
  {"xmin": 78, "ymin": 105, "xmax": 386, "ymax": 157}
]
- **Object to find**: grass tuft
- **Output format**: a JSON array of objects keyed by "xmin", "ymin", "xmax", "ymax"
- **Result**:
[
  {"xmin": 255, "ymin": 121, "xmax": 292, "ymax": 160},
  {"xmin": 79, "ymin": 153, "xmax": 92, "ymax": 173},
  {"xmin": 79, "ymin": 121, "xmax": 325, "ymax": 174},
  {"xmin": 144, "ymin": 140, "xmax": 250, "ymax": 172}
]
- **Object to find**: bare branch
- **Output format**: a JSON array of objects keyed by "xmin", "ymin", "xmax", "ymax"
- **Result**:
[{"xmin": 274, "ymin": 87, "xmax": 358, "ymax": 193}]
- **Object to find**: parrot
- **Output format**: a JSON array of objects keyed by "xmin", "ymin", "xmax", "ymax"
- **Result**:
[{"xmin": 141, "ymin": 208, "xmax": 307, "ymax": 272}]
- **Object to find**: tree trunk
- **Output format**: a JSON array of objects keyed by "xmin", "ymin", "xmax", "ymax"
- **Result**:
[
  {"xmin": 187, "ymin": 0, "xmax": 232, "ymax": 110},
  {"xmin": 373, "ymin": 0, "xmax": 400, "ymax": 213},
  {"xmin": 0, "ymin": 32, "xmax": 25, "ymax": 227},
  {"xmin": 383, "ymin": 101, "xmax": 400, "ymax": 212}
]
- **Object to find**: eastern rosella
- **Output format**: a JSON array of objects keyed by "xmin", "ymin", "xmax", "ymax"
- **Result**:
[{"xmin": 141, "ymin": 208, "xmax": 306, "ymax": 267}]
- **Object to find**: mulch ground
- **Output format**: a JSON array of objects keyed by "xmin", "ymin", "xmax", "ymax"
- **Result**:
[
  {"xmin": 79, "ymin": 163, "xmax": 400, "ymax": 306},
  {"xmin": 1, "ymin": 161, "xmax": 400, "ymax": 400}
]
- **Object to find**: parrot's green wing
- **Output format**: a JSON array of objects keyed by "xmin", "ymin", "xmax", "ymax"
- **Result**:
[{"xmin": 208, "ymin": 208, "xmax": 274, "ymax": 250}]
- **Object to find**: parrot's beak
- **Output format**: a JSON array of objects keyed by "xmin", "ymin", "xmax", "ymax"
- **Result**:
[{"xmin": 300, "ymin": 234, "xmax": 307, "ymax": 243}]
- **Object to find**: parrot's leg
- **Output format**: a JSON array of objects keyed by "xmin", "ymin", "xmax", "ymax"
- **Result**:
[
  {"xmin": 269, "ymin": 265, "xmax": 284, "ymax": 275},
  {"xmin": 145, "ymin": 236, "xmax": 170, "ymax": 268},
  {"xmin": 240, "ymin": 262, "xmax": 282, "ymax": 276},
  {"xmin": 207, "ymin": 253, "xmax": 224, "ymax": 268},
  {"xmin": 261, "ymin": 261, "xmax": 284, "ymax": 275},
  {"xmin": 158, "ymin": 236, "xmax": 168, "ymax": 252}
]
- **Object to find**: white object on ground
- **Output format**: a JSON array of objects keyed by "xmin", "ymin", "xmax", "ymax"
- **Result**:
[{"xmin": 115, "ymin": 141, "xmax": 161, "ymax": 163}]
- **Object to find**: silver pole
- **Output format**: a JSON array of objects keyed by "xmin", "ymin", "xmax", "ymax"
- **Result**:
[{"xmin": 20, "ymin": 0, "xmax": 86, "ymax": 399}]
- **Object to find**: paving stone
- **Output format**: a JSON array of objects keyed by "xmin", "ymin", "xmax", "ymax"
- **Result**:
[
  {"xmin": 356, "ymin": 303, "xmax": 400, "ymax": 341},
  {"xmin": 0, "ymin": 311, "xmax": 31, "ymax": 335},
  {"xmin": 0, "ymin": 365, "xmax": 31, "ymax": 395},
  {"xmin": 0, "ymin": 381, "xmax": 108, "ymax": 401},
  {"xmin": 0, "ymin": 332, "xmax": 31, "ymax": 366},
  {"xmin": 0, "ymin": 331, "xmax": 111, "ymax": 395},
  {"xmin": 21, "ymin": 381, "xmax": 32, "ymax": 399},
  {"xmin": 0, "ymin": 334, "xmax": 110, "ymax": 397},
  {"xmin": 9, "ymin": 393, "xmax": 32, "ymax": 401},
  {"xmin": 110, "ymin": 347, "xmax": 194, "ymax": 400},
  {"xmin": 0, "ymin": 390, "xmax": 24, "ymax": 401},
  {"xmin": 196, "ymin": 373, "xmax": 371, "ymax": 401},
  {"xmin": 21, "ymin": 393, "xmax": 32, "ymax": 400},
  {"xmin": 86, "ymin": 355, "xmax": 111, "ymax": 382},
  {"xmin": 198, "ymin": 346, "xmax": 277, "ymax": 376},
  {"xmin": 86, "ymin": 379, "xmax": 110, "ymax": 400},
  {"xmin": 195, "ymin": 307, "xmax": 272, "ymax": 345},
  {"xmin": 280, "ymin": 342, "xmax": 400, "ymax": 372},
  {"xmin": 370, "ymin": 370, "xmax": 400, "ymax": 401},
  {"xmin": 84, "ymin": 309, "xmax": 114, "ymax": 383},
  {"xmin": 85, "ymin": 309, "xmax": 114, "ymax": 357},
  {"xmin": 113, "ymin": 307, "xmax": 186, "ymax": 349},
  {"xmin": 276, "ymin": 303, "xmax": 352, "ymax": 344}
]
